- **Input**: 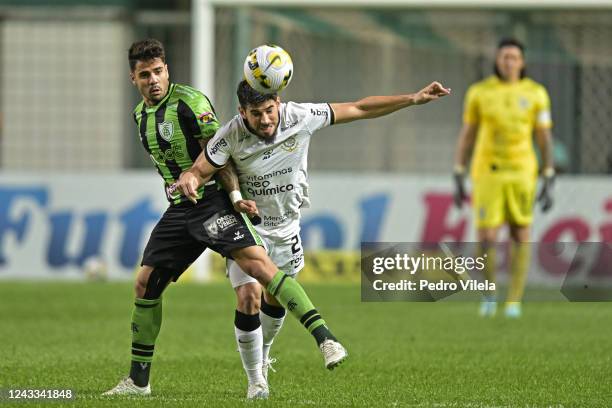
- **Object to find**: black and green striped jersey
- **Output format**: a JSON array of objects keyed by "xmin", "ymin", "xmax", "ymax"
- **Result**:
[{"xmin": 133, "ymin": 83, "xmax": 220, "ymax": 205}]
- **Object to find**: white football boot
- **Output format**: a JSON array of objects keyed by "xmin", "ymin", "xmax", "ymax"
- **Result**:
[
  {"xmin": 246, "ymin": 382, "xmax": 269, "ymax": 400},
  {"xmin": 319, "ymin": 339, "xmax": 348, "ymax": 370},
  {"xmin": 102, "ymin": 377, "xmax": 151, "ymax": 396}
]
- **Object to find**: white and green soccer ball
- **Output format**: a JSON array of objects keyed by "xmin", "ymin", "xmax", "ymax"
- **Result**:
[{"xmin": 243, "ymin": 44, "xmax": 293, "ymax": 94}]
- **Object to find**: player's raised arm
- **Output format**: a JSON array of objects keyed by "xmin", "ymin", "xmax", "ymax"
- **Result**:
[{"xmin": 329, "ymin": 81, "xmax": 451, "ymax": 125}]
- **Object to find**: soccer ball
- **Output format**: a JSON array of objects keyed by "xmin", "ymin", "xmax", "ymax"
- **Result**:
[
  {"xmin": 83, "ymin": 257, "xmax": 108, "ymax": 281},
  {"xmin": 243, "ymin": 44, "xmax": 293, "ymax": 94}
]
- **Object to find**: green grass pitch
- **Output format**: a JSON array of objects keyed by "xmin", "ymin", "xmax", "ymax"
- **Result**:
[{"xmin": 1, "ymin": 282, "xmax": 610, "ymax": 407}]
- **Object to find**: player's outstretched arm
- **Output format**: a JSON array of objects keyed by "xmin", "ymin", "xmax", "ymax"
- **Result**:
[{"xmin": 330, "ymin": 81, "xmax": 451, "ymax": 125}]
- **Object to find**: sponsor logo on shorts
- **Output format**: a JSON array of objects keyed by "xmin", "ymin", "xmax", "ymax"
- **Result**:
[
  {"xmin": 233, "ymin": 231, "xmax": 245, "ymax": 241},
  {"xmin": 217, "ymin": 214, "xmax": 238, "ymax": 231},
  {"xmin": 291, "ymin": 253, "xmax": 304, "ymax": 268},
  {"xmin": 205, "ymin": 222, "xmax": 219, "ymax": 238},
  {"xmin": 204, "ymin": 212, "xmax": 238, "ymax": 239}
]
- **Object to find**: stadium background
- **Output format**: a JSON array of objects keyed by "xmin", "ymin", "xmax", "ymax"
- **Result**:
[
  {"xmin": 0, "ymin": 0, "xmax": 609, "ymax": 282},
  {"xmin": 0, "ymin": 1, "xmax": 611, "ymax": 406}
]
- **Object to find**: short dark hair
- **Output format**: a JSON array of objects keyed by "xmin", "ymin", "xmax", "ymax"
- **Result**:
[
  {"xmin": 494, "ymin": 37, "xmax": 526, "ymax": 79},
  {"xmin": 237, "ymin": 80, "xmax": 277, "ymax": 108},
  {"xmin": 128, "ymin": 38, "xmax": 166, "ymax": 71}
]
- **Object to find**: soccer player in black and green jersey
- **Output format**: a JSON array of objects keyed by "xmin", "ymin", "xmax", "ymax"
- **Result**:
[{"xmin": 103, "ymin": 39, "xmax": 347, "ymax": 399}]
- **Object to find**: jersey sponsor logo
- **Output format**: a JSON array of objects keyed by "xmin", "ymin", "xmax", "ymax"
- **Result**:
[
  {"xmin": 280, "ymin": 120, "xmax": 298, "ymax": 132},
  {"xmin": 209, "ymin": 138, "xmax": 228, "ymax": 155},
  {"xmin": 158, "ymin": 121, "xmax": 174, "ymax": 142},
  {"xmin": 198, "ymin": 111, "xmax": 216, "ymax": 124},
  {"xmin": 150, "ymin": 145, "xmax": 185, "ymax": 164},
  {"xmin": 246, "ymin": 167, "xmax": 292, "ymax": 182},
  {"xmin": 310, "ymin": 107, "xmax": 328, "ymax": 117},
  {"xmin": 262, "ymin": 211, "xmax": 295, "ymax": 228},
  {"xmin": 246, "ymin": 181, "xmax": 294, "ymax": 197},
  {"xmin": 281, "ymin": 136, "xmax": 298, "ymax": 152},
  {"xmin": 165, "ymin": 183, "xmax": 181, "ymax": 201},
  {"xmin": 262, "ymin": 149, "xmax": 276, "ymax": 160}
]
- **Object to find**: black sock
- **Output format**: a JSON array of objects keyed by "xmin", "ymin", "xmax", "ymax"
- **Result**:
[
  {"xmin": 261, "ymin": 295, "xmax": 286, "ymax": 318},
  {"xmin": 129, "ymin": 361, "xmax": 151, "ymax": 387},
  {"xmin": 311, "ymin": 324, "xmax": 337, "ymax": 346},
  {"xmin": 234, "ymin": 310, "xmax": 261, "ymax": 331}
]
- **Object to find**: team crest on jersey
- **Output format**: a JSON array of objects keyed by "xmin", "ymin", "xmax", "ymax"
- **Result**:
[
  {"xmin": 158, "ymin": 121, "xmax": 174, "ymax": 142},
  {"xmin": 281, "ymin": 136, "xmax": 298, "ymax": 152},
  {"xmin": 518, "ymin": 97, "xmax": 530, "ymax": 110}
]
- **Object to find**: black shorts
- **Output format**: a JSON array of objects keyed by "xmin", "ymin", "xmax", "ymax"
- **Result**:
[{"xmin": 141, "ymin": 184, "xmax": 263, "ymax": 278}]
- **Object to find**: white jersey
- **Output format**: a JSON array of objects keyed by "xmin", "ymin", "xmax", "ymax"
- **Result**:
[{"xmin": 205, "ymin": 101, "xmax": 334, "ymax": 242}]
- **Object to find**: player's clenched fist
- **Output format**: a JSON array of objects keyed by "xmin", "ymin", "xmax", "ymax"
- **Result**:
[
  {"xmin": 414, "ymin": 81, "xmax": 451, "ymax": 105},
  {"xmin": 175, "ymin": 170, "xmax": 201, "ymax": 204}
]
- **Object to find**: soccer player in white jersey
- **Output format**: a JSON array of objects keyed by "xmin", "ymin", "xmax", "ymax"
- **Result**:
[{"xmin": 176, "ymin": 79, "xmax": 451, "ymax": 399}]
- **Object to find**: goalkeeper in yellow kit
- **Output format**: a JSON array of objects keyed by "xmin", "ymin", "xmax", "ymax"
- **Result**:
[{"xmin": 453, "ymin": 38, "xmax": 555, "ymax": 318}]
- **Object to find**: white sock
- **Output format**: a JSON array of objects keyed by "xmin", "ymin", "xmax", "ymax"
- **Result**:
[
  {"xmin": 260, "ymin": 311, "xmax": 285, "ymax": 362},
  {"xmin": 235, "ymin": 326, "xmax": 265, "ymax": 385}
]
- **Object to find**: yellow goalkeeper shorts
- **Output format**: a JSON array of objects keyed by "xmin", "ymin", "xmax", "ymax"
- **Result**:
[{"xmin": 471, "ymin": 173, "xmax": 537, "ymax": 228}]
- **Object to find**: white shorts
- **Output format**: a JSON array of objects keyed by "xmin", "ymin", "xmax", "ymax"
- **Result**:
[{"xmin": 226, "ymin": 230, "xmax": 304, "ymax": 289}]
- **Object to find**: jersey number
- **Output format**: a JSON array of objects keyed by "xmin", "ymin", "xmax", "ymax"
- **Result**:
[{"xmin": 290, "ymin": 234, "xmax": 302, "ymax": 254}]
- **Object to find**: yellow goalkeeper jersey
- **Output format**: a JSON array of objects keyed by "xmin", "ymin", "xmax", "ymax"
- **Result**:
[{"xmin": 463, "ymin": 75, "xmax": 553, "ymax": 180}]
